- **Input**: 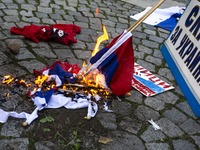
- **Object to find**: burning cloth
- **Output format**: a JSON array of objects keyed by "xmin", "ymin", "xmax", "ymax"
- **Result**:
[
  {"xmin": 79, "ymin": 30, "xmax": 134, "ymax": 96},
  {"xmin": 10, "ymin": 24, "xmax": 81, "ymax": 45}
]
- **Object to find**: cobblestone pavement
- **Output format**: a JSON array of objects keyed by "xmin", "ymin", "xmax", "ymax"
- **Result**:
[{"xmin": 0, "ymin": 0, "xmax": 199, "ymax": 150}]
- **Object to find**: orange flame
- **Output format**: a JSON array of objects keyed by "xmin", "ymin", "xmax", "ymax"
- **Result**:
[
  {"xmin": 92, "ymin": 25, "xmax": 109, "ymax": 57},
  {"xmin": 2, "ymin": 77, "xmax": 14, "ymax": 84},
  {"xmin": 35, "ymin": 75, "xmax": 49, "ymax": 85}
]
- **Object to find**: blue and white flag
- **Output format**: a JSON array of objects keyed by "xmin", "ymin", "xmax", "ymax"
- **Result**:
[{"xmin": 131, "ymin": 6, "xmax": 185, "ymax": 31}]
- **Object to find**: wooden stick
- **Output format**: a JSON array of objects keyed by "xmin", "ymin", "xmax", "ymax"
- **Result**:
[{"xmin": 127, "ymin": 0, "xmax": 165, "ymax": 32}]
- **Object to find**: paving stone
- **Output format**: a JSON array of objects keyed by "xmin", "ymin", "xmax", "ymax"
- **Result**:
[
  {"xmin": 35, "ymin": 12, "xmax": 49, "ymax": 18},
  {"xmin": 1, "ymin": 118, "xmax": 35, "ymax": 137},
  {"xmin": 144, "ymin": 29, "xmax": 156, "ymax": 36},
  {"xmin": 74, "ymin": 50, "xmax": 92, "ymax": 59},
  {"xmin": 74, "ymin": 22, "xmax": 89, "ymax": 28},
  {"xmin": 18, "ymin": 59, "xmax": 46, "ymax": 73},
  {"xmin": 75, "ymin": 34, "xmax": 93, "ymax": 42},
  {"xmin": 112, "ymin": 100, "xmax": 132, "ymax": 115},
  {"xmin": 70, "ymin": 41, "xmax": 86, "ymax": 49},
  {"xmin": 137, "ymin": 59, "xmax": 155, "ymax": 72},
  {"xmin": 4, "ymin": 16, "xmax": 20, "ymax": 22},
  {"xmin": 153, "ymin": 49, "xmax": 164, "ymax": 59},
  {"xmin": 56, "ymin": 20, "xmax": 73, "ymax": 24},
  {"xmin": 138, "ymin": 45, "xmax": 152, "ymax": 54},
  {"xmin": 15, "ymin": 0, "xmax": 25, "ymax": 3},
  {"xmin": 154, "ymin": 91, "xmax": 179, "ymax": 104},
  {"xmin": 145, "ymin": 55, "xmax": 163, "ymax": 66},
  {"xmin": 49, "ymin": 13, "xmax": 62, "ymax": 20},
  {"xmin": 176, "ymin": 101, "xmax": 197, "ymax": 119},
  {"xmin": 67, "ymin": 58, "xmax": 83, "ymax": 68},
  {"xmin": 119, "ymin": 116, "xmax": 142, "ymax": 134},
  {"xmin": 33, "ymin": 48, "xmax": 56, "ymax": 58},
  {"xmin": 0, "ymin": 64, "xmax": 27, "ymax": 77},
  {"xmin": 22, "ymin": 16, "xmax": 40, "ymax": 23},
  {"xmin": 163, "ymin": 108, "xmax": 188, "ymax": 123},
  {"xmin": 1, "ymin": 92, "xmax": 23, "ymax": 111},
  {"xmin": 0, "ymin": 52, "xmax": 11, "ymax": 65},
  {"xmin": 16, "ymin": 22, "xmax": 30, "ymax": 27},
  {"xmin": 35, "ymin": 141, "xmax": 62, "ymax": 150},
  {"xmin": 134, "ymin": 51, "xmax": 145, "ymax": 59},
  {"xmin": 142, "ymin": 40, "xmax": 159, "ymax": 49},
  {"xmin": 0, "ymin": 41, "xmax": 8, "ymax": 52},
  {"xmin": 125, "ymin": 89, "xmax": 143, "ymax": 104},
  {"xmin": 157, "ymin": 118, "xmax": 184, "ymax": 137},
  {"xmin": 96, "ymin": 112, "xmax": 117, "ymax": 130},
  {"xmin": 0, "ymin": 3, "xmax": 6, "ymax": 9},
  {"xmin": 21, "ymin": 4, "xmax": 36, "ymax": 10},
  {"xmin": 133, "ymin": 31, "xmax": 147, "ymax": 39},
  {"xmin": 101, "ymin": 131, "xmax": 145, "ymax": 150},
  {"xmin": 3, "ymin": 9, "xmax": 18, "ymax": 15},
  {"xmin": 54, "ymin": 48, "xmax": 75, "ymax": 60},
  {"xmin": 172, "ymin": 139, "xmax": 196, "ymax": 150},
  {"xmin": 141, "ymin": 126, "xmax": 166, "ymax": 142},
  {"xmin": 149, "ymin": 35, "xmax": 164, "ymax": 43},
  {"xmin": 175, "ymin": 86, "xmax": 184, "ymax": 96},
  {"xmin": 63, "ymin": 15, "xmax": 75, "ymax": 21},
  {"xmin": 0, "ymin": 22, "xmax": 16, "ymax": 29},
  {"xmin": 145, "ymin": 143, "xmax": 170, "ymax": 150},
  {"xmin": 82, "ymin": 11, "xmax": 94, "ymax": 17},
  {"xmin": 42, "ymin": 18, "xmax": 55, "ymax": 24},
  {"xmin": 159, "ymin": 32, "xmax": 170, "ymax": 39},
  {"xmin": 135, "ymin": 105, "xmax": 160, "ymax": 121},
  {"xmin": 38, "ymin": 6, "xmax": 52, "ymax": 13},
  {"xmin": 144, "ymin": 97, "xmax": 165, "ymax": 111},
  {"xmin": 20, "ymin": 10, "xmax": 33, "ymax": 16},
  {"xmin": 0, "ymin": 138, "xmax": 29, "ymax": 150},
  {"xmin": 179, "ymin": 118, "xmax": 200, "ymax": 134},
  {"xmin": 74, "ymin": 15, "xmax": 89, "ymax": 23},
  {"xmin": 1, "ymin": 0, "xmax": 13, "ymax": 3},
  {"xmin": 50, "ymin": 4, "xmax": 60, "ymax": 9},
  {"xmin": 54, "ymin": 9, "xmax": 66, "ymax": 15},
  {"xmin": 158, "ymin": 68, "xmax": 175, "ymax": 81},
  {"xmin": 6, "ymin": 3, "xmax": 19, "ymax": 9},
  {"xmin": 28, "ymin": 41, "xmax": 50, "ymax": 49},
  {"xmin": 191, "ymin": 135, "xmax": 200, "ymax": 149},
  {"xmin": 13, "ymin": 48, "xmax": 35, "ymax": 60}
]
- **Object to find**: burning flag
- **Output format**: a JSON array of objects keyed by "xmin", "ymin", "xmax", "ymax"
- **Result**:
[{"xmin": 79, "ymin": 30, "xmax": 134, "ymax": 96}]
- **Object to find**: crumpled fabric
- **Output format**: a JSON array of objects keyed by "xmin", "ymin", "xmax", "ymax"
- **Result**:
[{"xmin": 10, "ymin": 24, "xmax": 81, "ymax": 45}]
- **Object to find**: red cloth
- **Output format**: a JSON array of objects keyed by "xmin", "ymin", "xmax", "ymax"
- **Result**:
[{"xmin": 10, "ymin": 24, "xmax": 81, "ymax": 45}]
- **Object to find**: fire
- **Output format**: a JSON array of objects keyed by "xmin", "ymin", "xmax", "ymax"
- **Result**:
[
  {"xmin": 92, "ymin": 25, "xmax": 109, "ymax": 57},
  {"xmin": 35, "ymin": 75, "xmax": 49, "ymax": 85},
  {"xmin": 2, "ymin": 75, "xmax": 14, "ymax": 84},
  {"xmin": 80, "ymin": 8, "xmax": 110, "ymax": 96}
]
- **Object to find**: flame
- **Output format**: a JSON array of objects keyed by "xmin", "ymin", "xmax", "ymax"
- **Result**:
[
  {"xmin": 80, "ymin": 8, "xmax": 110, "ymax": 96},
  {"xmin": 92, "ymin": 25, "xmax": 109, "ymax": 57},
  {"xmin": 2, "ymin": 77, "xmax": 14, "ymax": 84},
  {"xmin": 4, "ymin": 75, "xmax": 11, "ymax": 80},
  {"xmin": 35, "ymin": 75, "xmax": 49, "ymax": 85}
]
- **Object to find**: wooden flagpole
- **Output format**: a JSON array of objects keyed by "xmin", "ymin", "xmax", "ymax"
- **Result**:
[{"xmin": 127, "ymin": 0, "xmax": 165, "ymax": 32}]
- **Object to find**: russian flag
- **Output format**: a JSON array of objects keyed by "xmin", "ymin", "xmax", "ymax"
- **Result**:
[
  {"xmin": 82, "ymin": 30, "xmax": 134, "ymax": 96},
  {"xmin": 131, "ymin": 6, "xmax": 185, "ymax": 31}
]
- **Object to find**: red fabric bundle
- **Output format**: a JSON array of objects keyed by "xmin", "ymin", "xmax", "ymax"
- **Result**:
[{"xmin": 10, "ymin": 24, "xmax": 81, "ymax": 45}]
